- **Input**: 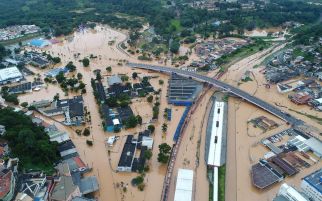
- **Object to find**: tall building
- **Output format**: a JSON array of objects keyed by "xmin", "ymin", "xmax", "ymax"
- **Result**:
[
  {"xmin": 274, "ymin": 183, "xmax": 308, "ymax": 201},
  {"xmin": 301, "ymin": 169, "xmax": 322, "ymax": 201}
]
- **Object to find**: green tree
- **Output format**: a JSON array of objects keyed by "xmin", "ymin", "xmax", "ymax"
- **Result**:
[
  {"xmin": 144, "ymin": 150, "xmax": 152, "ymax": 160},
  {"xmin": 52, "ymin": 57, "xmax": 61, "ymax": 64},
  {"xmin": 20, "ymin": 102, "xmax": 28, "ymax": 108},
  {"xmin": 132, "ymin": 72, "xmax": 138, "ymax": 79},
  {"xmin": 124, "ymin": 115, "xmax": 138, "ymax": 128},
  {"xmin": 82, "ymin": 58, "xmax": 90, "ymax": 67},
  {"xmin": 157, "ymin": 143, "xmax": 171, "ymax": 164},
  {"xmin": 159, "ymin": 80, "xmax": 164, "ymax": 85},
  {"xmin": 136, "ymin": 115, "xmax": 142, "ymax": 125},
  {"xmin": 147, "ymin": 125, "xmax": 155, "ymax": 133},
  {"xmin": 147, "ymin": 95, "xmax": 153, "ymax": 103},
  {"xmin": 77, "ymin": 73, "xmax": 83, "ymax": 80},
  {"xmin": 106, "ymin": 66, "xmax": 112, "ymax": 73},
  {"xmin": 0, "ymin": 108, "xmax": 59, "ymax": 171},
  {"xmin": 66, "ymin": 61, "xmax": 76, "ymax": 72},
  {"xmin": 55, "ymin": 72, "xmax": 66, "ymax": 83},
  {"xmin": 162, "ymin": 123, "xmax": 167, "ymax": 133},
  {"xmin": 83, "ymin": 128, "xmax": 90, "ymax": 136},
  {"xmin": 121, "ymin": 75, "xmax": 129, "ymax": 82},
  {"xmin": 170, "ymin": 40, "xmax": 180, "ymax": 54},
  {"xmin": 96, "ymin": 72, "xmax": 102, "ymax": 81}
]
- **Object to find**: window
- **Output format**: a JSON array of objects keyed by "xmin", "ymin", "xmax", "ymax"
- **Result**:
[{"xmin": 216, "ymin": 121, "xmax": 219, "ymax": 127}]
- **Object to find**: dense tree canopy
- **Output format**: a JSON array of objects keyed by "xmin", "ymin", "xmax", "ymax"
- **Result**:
[
  {"xmin": 0, "ymin": 0, "xmax": 320, "ymax": 40},
  {"xmin": 0, "ymin": 108, "xmax": 59, "ymax": 169}
]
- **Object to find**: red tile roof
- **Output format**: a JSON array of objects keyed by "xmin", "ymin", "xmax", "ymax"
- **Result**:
[{"xmin": 0, "ymin": 170, "xmax": 12, "ymax": 198}]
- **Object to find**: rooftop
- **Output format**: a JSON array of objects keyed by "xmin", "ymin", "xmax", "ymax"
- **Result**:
[
  {"xmin": 0, "ymin": 169, "xmax": 13, "ymax": 199},
  {"xmin": 51, "ymin": 176, "xmax": 79, "ymax": 201},
  {"xmin": 0, "ymin": 67, "xmax": 23, "ymax": 82},
  {"xmin": 303, "ymin": 169, "xmax": 322, "ymax": 194},
  {"xmin": 108, "ymin": 75, "xmax": 122, "ymax": 86}
]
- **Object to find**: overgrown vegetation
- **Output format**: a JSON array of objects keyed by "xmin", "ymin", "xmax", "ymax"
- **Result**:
[
  {"xmin": 157, "ymin": 143, "xmax": 171, "ymax": 164},
  {"xmin": 0, "ymin": 108, "xmax": 59, "ymax": 173},
  {"xmin": 0, "ymin": 0, "xmax": 319, "ymax": 46}
]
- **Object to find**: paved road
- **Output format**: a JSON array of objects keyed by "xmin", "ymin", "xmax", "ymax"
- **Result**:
[{"xmin": 128, "ymin": 62, "xmax": 303, "ymax": 125}]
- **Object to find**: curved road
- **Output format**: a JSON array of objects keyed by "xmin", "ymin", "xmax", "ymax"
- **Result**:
[{"xmin": 128, "ymin": 62, "xmax": 303, "ymax": 125}]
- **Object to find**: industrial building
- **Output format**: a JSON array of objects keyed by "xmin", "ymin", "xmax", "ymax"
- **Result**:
[
  {"xmin": 274, "ymin": 183, "xmax": 309, "ymax": 201},
  {"xmin": 117, "ymin": 131, "xmax": 153, "ymax": 172},
  {"xmin": 301, "ymin": 169, "xmax": 322, "ymax": 201},
  {"xmin": 167, "ymin": 73, "xmax": 202, "ymax": 106},
  {"xmin": 205, "ymin": 99, "xmax": 227, "ymax": 167},
  {"xmin": 174, "ymin": 169, "xmax": 194, "ymax": 201},
  {"xmin": 0, "ymin": 67, "xmax": 23, "ymax": 85}
]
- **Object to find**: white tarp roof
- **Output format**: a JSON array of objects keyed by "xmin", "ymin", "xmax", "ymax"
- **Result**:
[
  {"xmin": 174, "ymin": 169, "xmax": 194, "ymax": 201},
  {"xmin": 0, "ymin": 67, "xmax": 22, "ymax": 82}
]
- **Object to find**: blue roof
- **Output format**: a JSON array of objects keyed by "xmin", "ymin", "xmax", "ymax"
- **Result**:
[
  {"xmin": 30, "ymin": 39, "xmax": 51, "ymax": 47},
  {"xmin": 303, "ymin": 169, "xmax": 322, "ymax": 194}
]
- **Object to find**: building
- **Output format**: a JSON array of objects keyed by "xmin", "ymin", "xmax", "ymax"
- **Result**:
[
  {"xmin": 102, "ymin": 105, "xmax": 134, "ymax": 132},
  {"xmin": 50, "ymin": 175, "xmax": 81, "ymax": 201},
  {"xmin": 30, "ymin": 57, "xmax": 50, "ymax": 68},
  {"xmin": 107, "ymin": 74, "xmax": 122, "ymax": 86},
  {"xmin": 289, "ymin": 92, "xmax": 312, "ymax": 105},
  {"xmin": 45, "ymin": 124, "xmax": 70, "ymax": 143},
  {"xmin": 274, "ymin": 183, "xmax": 309, "ymax": 201},
  {"xmin": 58, "ymin": 140, "xmax": 78, "ymax": 159},
  {"xmin": 168, "ymin": 73, "xmax": 202, "ymax": 106},
  {"xmin": 251, "ymin": 159, "xmax": 284, "ymax": 189},
  {"xmin": 57, "ymin": 96, "xmax": 85, "ymax": 126},
  {"xmin": 304, "ymin": 138, "xmax": 322, "ymax": 158},
  {"xmin": 117, "ymin": 131, "xmax": 153, "ymax": 172},
  {"xmin": 0, "ymin": 67, "xmax": 23, "ymax": 85},
  {"xmin": 0, "ymin": 125, "xmax": 5, "ymax": 136},
  {"xmin": 205, "ymin": 100, "xmax": 227, "ymax": 167},
  {"xmin": 301, "ymin": 169, "xmax": 322, "ymax": 201},
  {"xmin": 174, "ymin": 169, "xmax": 194, "ymax": 201},
  {"xmin": 0, "ymin": 169, "xmax": 15, "ymax": 201}
]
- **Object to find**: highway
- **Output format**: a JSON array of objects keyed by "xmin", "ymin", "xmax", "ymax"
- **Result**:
[{"xmin": 128, "ymin": 62, "xmax": 303, "ymax": 125}]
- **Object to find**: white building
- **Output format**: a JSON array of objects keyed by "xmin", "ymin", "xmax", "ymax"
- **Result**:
[
  {"xmin": 206, "ymin": 101, "xmax": 227, "ymax": 167},
  {"xmin": 304, "ymin": 138, "xmax": 322, "ymax": 158},
  {"xmin": 301, "ymin": 169, "xmax": 322, "ymax": 201},
  {"xmin": 174, "ymin": 169, "xmax": 194, "ymax": 201},
  {"xmin": 0, "ymin": 67, "xmax": 23, "ymax": 85},
  {"xmin": 275, "ymin": 183, "xmax": 309, "ymax": 201}
]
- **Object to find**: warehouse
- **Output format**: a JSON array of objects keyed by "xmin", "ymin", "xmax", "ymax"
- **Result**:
[
  {"xmin": 0, "ymin": 67, "xmax": 23, "ymax": 85},
  {"xmin": 167, "ymin": 73, "xmax": 202, "ymax": 106},
  {"xmin": 174, "ymin": 169, "xmax": 194, "ymax": 201}
]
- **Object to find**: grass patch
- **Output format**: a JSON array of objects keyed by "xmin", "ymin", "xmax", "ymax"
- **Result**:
[
  {"xmin": 217, "ymin": 39, "xmax": 272, "ymax": 70},
  {"xmin": 289, "ymin": 109, "xmax": 322, "ymax": 125},
  {"xmin": 241, "ymin": 76, "xmax": 253, "ymax": 82},
  {"xmin": 23, "ymin": 160, "xmax": 55, "ymax": 175},
  {"xmin": 292, "ymin": 47, "xmax": 315, "ymax": 62},
  {"xmin": 218, "ymin": 165, "xmax": 226, "ymax": 201},
  {"xmin": 169, "ymin": 19, "xmax": 182, "ymax": 32},
  {"xmin": 207, "ymin": 165, "xmax": 226, "ymax": 201}
]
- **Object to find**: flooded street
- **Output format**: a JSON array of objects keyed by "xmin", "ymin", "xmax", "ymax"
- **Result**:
[
  {"xmin": 221, "ymin": 43, "xmax": 322, "ymax": 201},
  {"xmin": 19, "ymin": 25, "xmax": 190, "ymax": 201},
  {"xmin": 16, "ymin": 25, "xmax": 321, "ymax": 201}
]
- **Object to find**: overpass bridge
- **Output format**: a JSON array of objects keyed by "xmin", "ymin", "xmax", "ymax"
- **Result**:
[{"xmin": 128, "ymin": 62, "xmax": 303, "ymax": 125}]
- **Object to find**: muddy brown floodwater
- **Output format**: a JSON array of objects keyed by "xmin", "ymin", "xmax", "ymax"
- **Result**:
[
  {"xmin": 221, "ymin": 44, "xmax": 322, "ymax": 201},
  {"xmin": 17, "ymin": 25, "xmax": 321, "ymax": 201},
  {"xmin": 19, "ymin": 25, "xmax": 191, "ymax": 201}
]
